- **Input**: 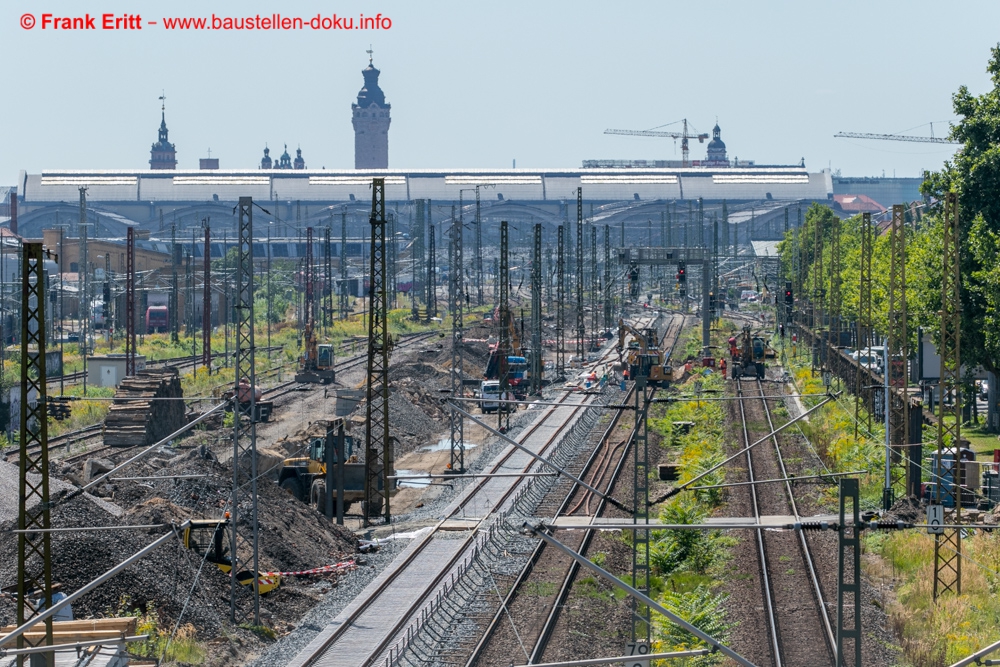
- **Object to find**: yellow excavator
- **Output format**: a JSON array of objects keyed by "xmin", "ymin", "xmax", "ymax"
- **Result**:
[
  {"xmin": 616, "ymin": 319, "xmax": 671, "ymax": 386},
  {"xmin": 295, "ymin": 321, "xmax": 336, "ymax": 384},
  {"xmin": 182, "ymin": 517, "xmax": 281, "ymax": 594}
]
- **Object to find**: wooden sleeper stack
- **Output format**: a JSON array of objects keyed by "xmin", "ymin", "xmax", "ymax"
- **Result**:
[{"xmin": 103, "ymin": 368, "xmax": 186, "ymax": 448}]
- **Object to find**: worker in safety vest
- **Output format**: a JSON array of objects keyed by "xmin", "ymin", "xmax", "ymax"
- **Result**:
[{"xmin": 720, "ymin": 358, "xmax": 727, "ymax": 376}]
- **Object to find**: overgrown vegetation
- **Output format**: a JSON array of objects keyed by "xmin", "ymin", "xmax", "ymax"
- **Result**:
[
  {"xmin": 109, "ymin": 595, "xmax": 206, "ymax": 665},
  {"xmin": 646, "ymin": 371, "xmax": 734, "ymax": 664}
]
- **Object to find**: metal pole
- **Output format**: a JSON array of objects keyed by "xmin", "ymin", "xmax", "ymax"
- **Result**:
[
  {"xmin": 449, "ymin": 205, "xmax": 465, "ymax": 473},
  {"xmin": 203, "ymin": 225, "xmax": 211, "ymax": 371},
  {"xmin": 125, "ymin": 227, "xmax": 135, "ymax": 377},
  {"xmin": 498, "ymin": 221, "xmax": 511, "ymax": 434},
  {"xmin": 476, "ymin": 186, "xmax": 483, "ymax": 306},
  {"xmin": 364, "ymin": 179, "xmax": 393, "ymax": 525},
  {"xmin": 576, "ymin": 188, "xmax": 585, "ymax": 363},
  {"xmin": 17, "ymin": 242, "xmax": 54, "ymax": 665},
  {"xmin": 531, "ymin": 223, "xmax": 543, "ymax": 395},
  {"xmin": 171, "ymin": 224, "xmax": 179, "ymax": 343},
  {"xmin": 230, "ymin": 197, "xmax": 260, "ymax": 624},
  {"xmin": 556, "ymin": 225, "xmax": 565, "ymax": 378}
]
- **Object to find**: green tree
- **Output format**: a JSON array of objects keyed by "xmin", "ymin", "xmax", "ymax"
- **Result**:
[{"xmin": 922, "ymin": 43, "xmax": 1000, "ymax": 377}]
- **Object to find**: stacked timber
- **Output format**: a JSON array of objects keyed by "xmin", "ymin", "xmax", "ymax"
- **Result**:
[{"xmin": 103, "ymin": 368, "xmax": 185, "ymax": 447}]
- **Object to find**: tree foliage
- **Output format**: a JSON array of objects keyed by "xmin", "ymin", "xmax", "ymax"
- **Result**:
[{"xmin": 921, "ymin": 43, "xmax": 1000, "ymax": 374}]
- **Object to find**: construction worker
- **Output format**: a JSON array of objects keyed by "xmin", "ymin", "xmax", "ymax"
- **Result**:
[{"xmin": 720, "ymin": 358, "xmax": 727, "ymax": 377}]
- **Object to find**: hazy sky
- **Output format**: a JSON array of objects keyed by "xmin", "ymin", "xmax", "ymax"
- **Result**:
[{"xmin": 3, "ymin": 0, "xmax": 998, "ymax": 182}]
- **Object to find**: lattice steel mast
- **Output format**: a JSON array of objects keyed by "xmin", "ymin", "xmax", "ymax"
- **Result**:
[
  {"xmin": 590, "ymin": 225, "xmax": 598, "ymax": 350},
  {"xmin": 427, "ymin": 224, "xmax": 437, "ymax": 320},
  {"xmin": 230, "ymin": 197, "xmax": 260, "ymax": 624},
  {"xmin": 555, "ymin": 225, "xmax": 565, "ymax": 378},
  {"xmin": 476, "ymin": 187, "xmax": 484, "ymax": 306},
  {"xmin": 531, "ymin": 223, "xmax": 543, "ymax": 395},
  {"xmin": 17, "ymin": 242, "xmax": 54, "ymax": 662},
  {"xmin": 886, "ymin": 204, "xmax": 909, "ymax": 507},
  {"xmin": 203, "ymin": 226, "xmax": 211, "ymax": 370},
  {"xmin": 364, "ymin": 179, "xmax": 393, "ymax": 525},
  {"xmin": 125, "ymin": 227, "xmax": 136, "ymax": 377},
  {"xmin": 171, "ymin": 224, "xmax": 180, "ymax": 343},
  {"xmin": 829, "ymin": 215, "xmax": 842, "ymax": 349},
  {"xmin": 575, "ymin": 188, "xmax": 585, "ymax": 363},
  {"xmin": 934, "ymin": 192, "xmax": 962, "ymax": 598},
  {"xmin": 604, "ymin": 225, "xmax": 612, "ymax": 330},
  {"xmin": 855, "ymin": 213, "xmax": 873, "ymax": 439},
  {"xmin": 340, "ymin": 212, "xmax": 349, "ymax": 320},
  {"xmin": 449, "ymin": 205, "xmax": 465, "ymax": 473},
  {"xmin": 498, "ymin": 221, "xmax": 511, "ymax": 434}
]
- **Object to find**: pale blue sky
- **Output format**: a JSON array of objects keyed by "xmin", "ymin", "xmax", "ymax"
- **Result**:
[{"xmin": 3, "ymin": 0, "xmax": 997, "ymax": 181}]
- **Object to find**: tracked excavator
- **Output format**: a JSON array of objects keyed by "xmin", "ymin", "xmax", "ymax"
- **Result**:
[{"xmin": 295, "ymin": 320, "xmax": 336, "ymax": 384}]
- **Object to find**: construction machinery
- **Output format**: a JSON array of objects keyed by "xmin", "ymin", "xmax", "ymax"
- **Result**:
[
  {"xmin": 605, "ymin": 119, "xmax": 709, "ymax": 167},
  {"xmin": 616, "ymin": 318, "xmax": 672, "ymax": 386},
  {"xmin": 484, "ymin": 307, "xmax": 530, "ymax": 397},
  {"xmin": 295, "ymin": 321, "xmax": 336, "ymax": 384},
  {"xmin": 183, "ymin": 518, "xmax": 281, "ymax": 593},
  {"xmin": 222, "ymin": 377, "xmax": 274, "ymax": 422},
  {"xmin": 277, "ymin": 418, "xmax": 395, "ymax": 515},
  {"xmin": 728, "ymin": 323, "xmax": 767, "ymax": 379}
]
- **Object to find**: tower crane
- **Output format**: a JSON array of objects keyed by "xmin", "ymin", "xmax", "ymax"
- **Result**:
[
  {"xmin": 834, "ymin": 125, "xmax": 960, "ymax": 145},
  {"xmin": 604, "ymin": 119, "xmax": 709, "ymax": 167}
]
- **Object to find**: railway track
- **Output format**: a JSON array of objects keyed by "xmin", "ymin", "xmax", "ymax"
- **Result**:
[
  {"xmin": 464, "ymin": 313, "xmax": 687, "ymax": 666},
  {"xmin": 734, "ymin": 375, "xmax": 835, "ymax": 667},
  {"xmin": 48, "ymin": 346, "xmax": 287, "ymax": 387},
  {"xmin": 4, "ymin": 332, "xmax": 440, "ymax": 464},
  {"xmin": 286, "ymin": 315, "xmax": 664, "ymax": 667}
]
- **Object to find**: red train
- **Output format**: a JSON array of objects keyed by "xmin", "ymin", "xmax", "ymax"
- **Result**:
[{"xmin": 146, "ymin": 305, "xmax": 169, "ymax": 333}]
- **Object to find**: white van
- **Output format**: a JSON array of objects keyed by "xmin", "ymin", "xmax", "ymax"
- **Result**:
[{"xmin": 480, "ymin": 380, "xmax": 501, "ymax": 414}]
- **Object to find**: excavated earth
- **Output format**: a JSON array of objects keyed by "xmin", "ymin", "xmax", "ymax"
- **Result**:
[{"xmin": 0, "ymin": 322, "xmax": 498, "ymax": 666}]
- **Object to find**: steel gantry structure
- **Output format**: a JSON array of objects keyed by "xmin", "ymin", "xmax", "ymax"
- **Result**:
[
  {"xmin": 230, "ymin": 197, "xmax": 261, "ymax": 624},
  {"xmin": 886, "ymin": 204, "xmax": 909, "ymax": 507},
  {"xmin": 364, "ymin": 178, "xmax": 394, "ymax": 525},
  {"xmin": 18, "ymin": 242, "xmax": 54, "ymax": 663},
  {"xmin": 934, "ymin": 192, "xmax": 962, "ymax": 599},
  {"xmin": 448, "ymin": 205, "xmax": 466, "ymax": 473},
  {"xmin": 576, "ymin": 188, "xmax": 585, "ymax": 363}
]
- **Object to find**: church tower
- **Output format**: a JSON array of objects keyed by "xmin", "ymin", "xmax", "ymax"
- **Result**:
[
  {"xmin": 352, "ymin": 51, "xmax": 390, "ymax": 169},
  {"xmin": 149, "ymin": 94, "xmax": 177, "ymax": 170},
  {"xmin": 705, "ymin": 122, "xmax": 728, "ymax": 167}
]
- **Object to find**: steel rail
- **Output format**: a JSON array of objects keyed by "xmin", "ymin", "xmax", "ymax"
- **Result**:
[
  {"xmin": 736, "ymin": 378, "xmax": 783, "ymax": 667},
  {"xmin": 295, "ymin": 328, "xmax": 635, "ymax": 667},
  {"xmin": 753, "ymin": 377, "xmax": 836, "ymax": 657},
  {"xmin": 460, "ymin": 314, "xmax": 684, "ymax": 667},
  {"xmin": 527, "ymin": 313, "xmax": 685, "ymax": 664}
]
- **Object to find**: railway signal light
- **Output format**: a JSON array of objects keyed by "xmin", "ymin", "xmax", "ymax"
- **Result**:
[
  {"xmin": 784, "ymin": 281, "xmax": 793, "ymax": 306},
  {"xmin": 676, "ymin": 261, "xmax": 686, "ymax": 283},
  {"xmin": 48, "ymin": 397, "xmax": 72, "ymax": 421}
]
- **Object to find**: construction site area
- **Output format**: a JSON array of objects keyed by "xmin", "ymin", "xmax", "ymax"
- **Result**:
[{"xmin": 10, "ymin": 4, "xmax": 1000, "ymax": 666}]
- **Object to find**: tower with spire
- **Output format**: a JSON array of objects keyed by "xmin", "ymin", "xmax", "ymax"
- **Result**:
[
  {"xmin": 705, "ymin": 120, "xmax": 728, "ymax": 167},
  {"xmin": 149, "ymin": 93, "xmax": 177, "ymax": 170},
  {"xmin": 351, "ymin": 49, "xmax": 391, "ymax": 169}
]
